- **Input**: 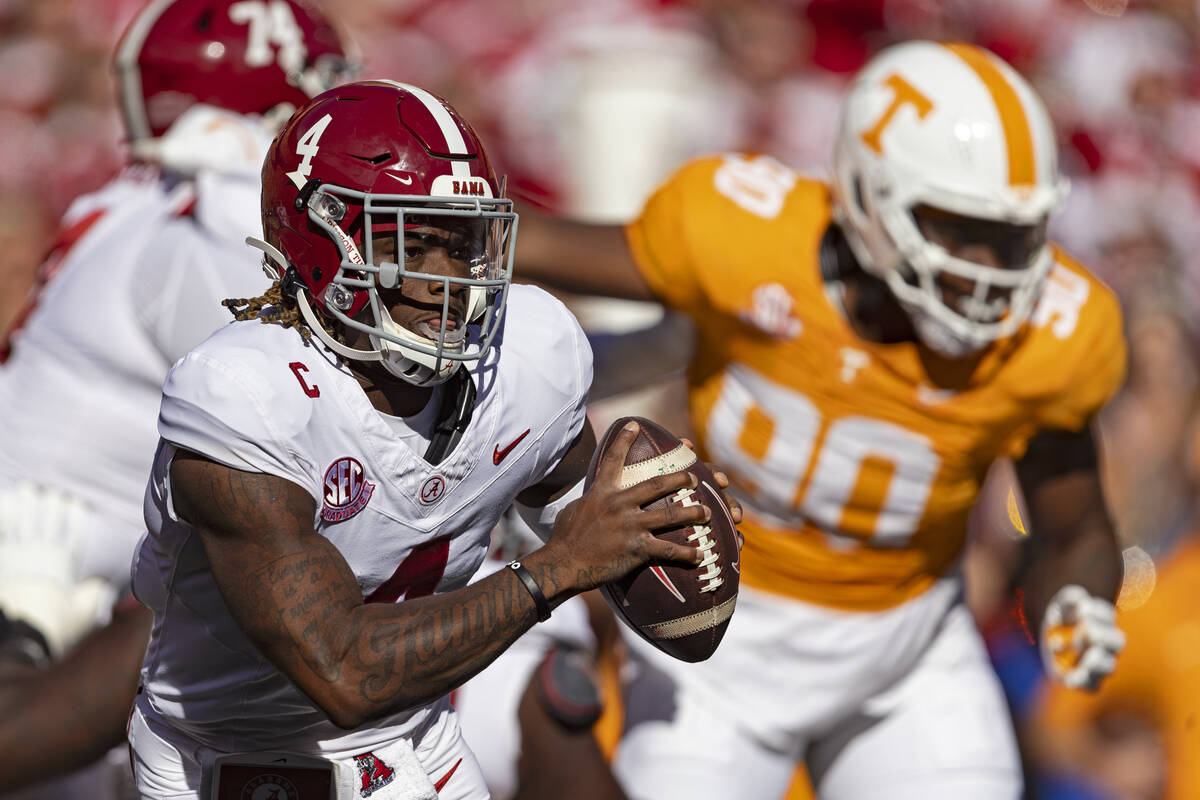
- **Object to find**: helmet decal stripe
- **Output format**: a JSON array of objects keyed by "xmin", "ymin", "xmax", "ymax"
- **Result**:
[
  {"xmin": 943, "ymin": 43, "xmax": 1036, "ymax": 187},
  {"xmin": 114, "ymin": 0, "xmax": 176, "ymax": 142},
  {"xmin": 376, "ymin": 80, "xmax": 472, "ymax": 179}
]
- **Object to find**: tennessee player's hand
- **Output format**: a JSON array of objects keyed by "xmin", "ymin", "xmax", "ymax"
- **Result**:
[
  {"xmin": 711, "ymin": 470, "xmax": 744, "ymax": 553},
  {"xmin": 1041, "ymin": 584, "xmax": 1125, "ymax": 691},
  {"xmin": 679, "ymin": 437, "xmax": 744, "ymax": 530}
]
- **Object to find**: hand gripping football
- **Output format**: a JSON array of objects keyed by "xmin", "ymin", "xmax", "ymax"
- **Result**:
[{"xmin": 586, "ymin": 416, "xmax": 739, "ymax": 662}]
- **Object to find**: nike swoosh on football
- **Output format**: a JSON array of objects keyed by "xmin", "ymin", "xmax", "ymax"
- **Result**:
[
  {"xmin": 650, "ymin": 565, "xmax": 687, "ymax": 603},
  {"xmin": 434, "ymin": 758, "xmax": 462, "ymax": 792},
  {"xmin": 493, "ymin": 429, "xmax": 531, "ymax": 464},
  {"xmin": 396, "ymin": 174, "xmax": 414, "ymax": 185}
]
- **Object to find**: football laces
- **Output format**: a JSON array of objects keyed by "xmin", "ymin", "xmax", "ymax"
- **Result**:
[{"xmin": 675, "ymin": 487, "xmax": 723, "ymax": 592}]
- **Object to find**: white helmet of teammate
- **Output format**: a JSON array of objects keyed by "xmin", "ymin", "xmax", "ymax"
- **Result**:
[{"xmin": 832, "ymin": 41, "xmax": 1068, "ymax": 356}]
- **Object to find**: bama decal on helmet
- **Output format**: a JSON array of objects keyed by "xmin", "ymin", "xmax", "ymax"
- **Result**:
[
  {"xmin": 322, "ymin": 457, "xmax": 375, "ymax": 522},
  {"xmin": 429, "ymin": 175, "xmax": 493, "ymax": 198}
]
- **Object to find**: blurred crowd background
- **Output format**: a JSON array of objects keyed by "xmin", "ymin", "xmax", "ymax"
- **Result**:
[{"xmin": 1, "ymin": 1, "xmax": 1198, "ymax": 798}]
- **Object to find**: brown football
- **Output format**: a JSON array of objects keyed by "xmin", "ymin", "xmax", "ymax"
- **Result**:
[{"xmin": 585, "ymin": 416, "xmax": 740, "ymax": 662}]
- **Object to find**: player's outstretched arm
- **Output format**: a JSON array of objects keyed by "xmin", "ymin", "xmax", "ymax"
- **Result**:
[
  {"xmin": 1016, "ymin": 425, "xmax": 1125, "ymax": 690},
  {"xmin": 515, "ymin": 208, "xmax": 656, "ymax": 302},
  {"xmin": 171, "ymin": 422, "xmax": 703, "ymax": 729},
  {"xmin": 0, "ymin": 601, "xmax": 151, "ymax": 792}
]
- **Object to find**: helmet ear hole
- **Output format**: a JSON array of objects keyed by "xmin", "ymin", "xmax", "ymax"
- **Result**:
[
  {"xmin": 853, "ymin": 174, "xmax": 867, "ymax": 215},
  {"xmin": 280, "ymin": 267, "xmax": 307, "ymax": 305}
]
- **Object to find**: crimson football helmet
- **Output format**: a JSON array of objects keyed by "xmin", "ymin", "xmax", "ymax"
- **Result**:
[
  {"xmin": 251, "ymin": 80, "xmax": 517, "ymax": 387},
  {"xmin": 114, "ymin": 0, "xmax": 353, "ymax": 150}
]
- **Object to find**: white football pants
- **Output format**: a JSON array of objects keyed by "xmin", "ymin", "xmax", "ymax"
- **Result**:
[
  {"xmin": 129, "ymin": 695, "xmax": 490, "ymax": 800},
  {"xmin": 615, "ymin": 580, "xmax": 1021, "ymax": 800}
]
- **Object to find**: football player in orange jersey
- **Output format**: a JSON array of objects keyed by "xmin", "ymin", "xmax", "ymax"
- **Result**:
[{"xmin": 515, "ymin": 40, "xmax": 1126, "ymax": 799}]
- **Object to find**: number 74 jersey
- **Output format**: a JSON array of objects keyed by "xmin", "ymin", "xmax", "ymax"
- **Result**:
[{"xmin": 625, "ymin": 154, "xmax": 1126, "ymax": 611}]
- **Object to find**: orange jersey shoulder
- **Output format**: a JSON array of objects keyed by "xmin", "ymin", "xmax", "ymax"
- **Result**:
[
  {"xmin": 625, "ymin": 153, "xmax": 830, "ymax": 325},
  {"xmin": 997, "ymin": 247, "xmax": 1127, "ymax": 455}
]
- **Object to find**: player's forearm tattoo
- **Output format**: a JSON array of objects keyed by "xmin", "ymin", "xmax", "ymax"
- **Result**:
[
  {"xmin": 254, "ymin": 550, "xmax": 346, "ymax": 682},
  {"xmin": 247, "ymin": 540, "xmax": 558, "ymax": 716},
  {"xmin": 347, "ymin": 568, "xmax": 535, "ymax": 710}
]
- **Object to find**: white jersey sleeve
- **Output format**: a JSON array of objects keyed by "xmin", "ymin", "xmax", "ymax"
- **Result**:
[
  {"xmin": 132, "ymin": 220, "xmax": 269, "ymax": 367},
  {"xmin": 157, "ymin": 335, "xmax": 319, "ymax": 499},
  {"xmin": 496, "ymin": 286, "xmax": 593, "ymax": 490}
]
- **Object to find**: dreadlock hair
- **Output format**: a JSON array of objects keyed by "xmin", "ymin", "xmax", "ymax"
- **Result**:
[{"xmin": 222, "ymin": 280, "xmax": 347, "ymax": 346}]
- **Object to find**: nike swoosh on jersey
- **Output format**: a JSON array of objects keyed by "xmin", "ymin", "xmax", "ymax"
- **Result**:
[
  {"xmin": 493, "ymin": 429, "xmax": 531, "ymax": 464},
  {"xmin": 434, "ymin": 758, "xmax": 462, "ymax": 792}
]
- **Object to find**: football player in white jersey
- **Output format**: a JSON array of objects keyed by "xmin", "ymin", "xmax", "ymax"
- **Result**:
[
  {"xmin": 128, "ymin": 80, "xmax": 734, "ymax": 800},
  {"xmin": 0, "ymin": 0, "xmax": 353, "ymax": 792}
]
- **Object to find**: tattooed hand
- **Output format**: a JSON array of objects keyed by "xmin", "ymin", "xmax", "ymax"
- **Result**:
[{"xmin": 527, "ymin": 421, "xmax": 704, "ymax": 595}]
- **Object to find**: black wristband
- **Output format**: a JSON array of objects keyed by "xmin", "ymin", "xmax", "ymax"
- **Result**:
[
  {"xmin": 509, "ymin": 560, "xmax": 551, "ymax": 622},
  {"xmin": 0, "ymin": 609, "xmax": 51, "ymax": 669}
]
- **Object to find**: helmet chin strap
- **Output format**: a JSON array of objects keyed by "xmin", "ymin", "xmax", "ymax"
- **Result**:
[
  {"xmin": 298, "ymin": 287, "xmax": 461, "ymax": 389},
  {"xmin": 296, "ymin": 290, "xmax": 386, "ymax": 363},
  {"xmin": 370, "ymin": 313, "xmax": 461, "ymax": 386}
]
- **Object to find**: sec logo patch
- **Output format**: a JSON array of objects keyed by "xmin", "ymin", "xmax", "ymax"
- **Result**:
[{"xmin": 322, "ymin": 457, "xmax": 376, "ymax": 522}]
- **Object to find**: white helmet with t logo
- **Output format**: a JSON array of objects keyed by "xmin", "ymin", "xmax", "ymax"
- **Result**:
[{"xmin": 832, "ymin": 40, "xmax": 1068, "ymax": 356}]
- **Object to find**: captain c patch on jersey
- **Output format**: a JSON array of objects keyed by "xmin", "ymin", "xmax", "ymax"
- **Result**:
[{"xmin": 322, "ymin": 457, "xmax": 376, "ymax": 523}]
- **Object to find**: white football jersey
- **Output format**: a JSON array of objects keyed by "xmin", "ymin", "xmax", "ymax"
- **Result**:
[
  {"xmin": 0, "ymin": 166, "xmax": 268, "ymax": 586},
  {"xmin": 132, "ymin": 284, "xmax": 592, "ymax": 758}
]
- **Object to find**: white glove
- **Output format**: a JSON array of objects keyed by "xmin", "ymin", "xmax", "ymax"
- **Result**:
[
  {"xmin": 1041, "ymin": 584, "xmax": 1125, "ymax": 690},
  {"xmin": 130, "ymin": 104, "xmax": 275, "ymax": 179},
  {"xmin": 130, "ymin": 105, "xmax": 274, "ymax": 248},
  {"xmin": 0, "ymin": 482, "xmax": 115, "ymax": 659}
]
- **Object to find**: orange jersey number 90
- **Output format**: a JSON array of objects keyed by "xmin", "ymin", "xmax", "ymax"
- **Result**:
[{"xmin": 705, "ymin": 365, "xmax": 940, "ymax": 548}]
